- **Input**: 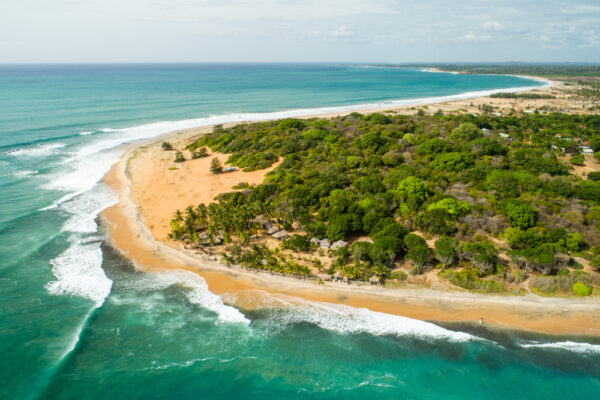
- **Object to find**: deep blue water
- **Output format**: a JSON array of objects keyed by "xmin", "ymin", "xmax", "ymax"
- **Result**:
[{"xmin": 0, "ymin": 64, "xmax": 598, "ymax": 399}]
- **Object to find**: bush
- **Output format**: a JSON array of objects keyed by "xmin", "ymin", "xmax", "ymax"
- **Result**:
[
  {"xmin": 278, "ymin": 118, "xmax": 305, "ymax": 131},
  {"xmin": 499, "ymin": 199, "xmax": 537, "ymax": 229},
  {"xmin": 588, "ymin": 171, "xmax": 600, "ymax": 181},
  {"xmin": 530, "ymin": 276, "xmax": 558, "ymax": 293},
  {"xmin": 174, "ymin": 151, "xmax": 185, "ymax": 163},
  {"xmin": 191, "ymin": 147, "xmax": 209, "ymax": 159},
  {"xmin": 440, "ymin": 269, "xmax": 506, "ymax": 292},
  {"xmin": 389, "ymin": 270, "xmax": 408, "ymax": 281},
  {"xmin": 210, "ymin": 157, "xmax": 223, "ymax": 173},
  {"xmin": 161, "ymin": 141, "xmax": 173, "ymax": 150},
  {"xmin": 571, "ymin": 154, "xmax": 585, "ymax": 166},
  {"xmin": 365, "ymin": 113, "xmax": 391, "ymax": 125},
  {"xmin": 572, "ymin": 281, "xmax": 592, "ymax": 297},
  {"xmin": 282, "ymin": 235, "xmax": 311, "ymax": 252}
]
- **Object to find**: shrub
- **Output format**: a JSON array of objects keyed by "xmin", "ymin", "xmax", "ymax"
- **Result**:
[
  {"xmin": 278, "ymin": 118, "xmax": 305, "ymax": 131},
  {"xmin": 282, "ymin": 235, "xmax": 311, "ymax": 252},
  {"xmin": 571, "ymin": 154, "xmax": 585, "ymax": 166},
  {"xmin": 431, "ymin": 152, "xmax": 474, "ymax": 172},
  {"xmin": 390, "ymin": 270, "xmax": 408, "ymax": 281},
  {"xmin": 572, "ymin": 281, "xmax": 592, "ymax": 297},
  {"xmin": 174, "ymin": 151, "xmax": 185, "ymax": 163},
  {"xmin": 191, "ymin": 147, "xmax": 209, "ymax": 159},
  {"xmin": 499, "ymin": 199, "xmax": 537, "ymax": 229},
  {"xmin": 588, "ymin": 171, "xmax": 600, "ymax": 181},
  {"xmin": 530, "ymin": 276, "xmax": 558, "ymax": 293},
  {"xmin": 440, "ymin": 269, "xmax": 506, "ymax": 292},
  {"xmin": 161, "ymin": 141, "xmax": 173, "ymax": 150},
  {"xmin": 365, "ymin": 113, "xmax": 391, "ymax": 125},
  {"xmin": 210, "ymin": 157, "xmax": 223, "ymax": 174}
]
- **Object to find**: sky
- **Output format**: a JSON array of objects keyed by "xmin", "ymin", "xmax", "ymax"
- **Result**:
[{"xmin": 1, "ymin": 0, "xmax": 599, "ymax": 63}]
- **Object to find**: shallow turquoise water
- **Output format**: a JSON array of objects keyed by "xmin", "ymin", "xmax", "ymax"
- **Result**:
[{"xmin": 0, "ymin": 64, "xmax": 598, "ymax": 399}]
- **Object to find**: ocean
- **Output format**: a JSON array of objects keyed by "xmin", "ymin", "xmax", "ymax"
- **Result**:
[{"xmin": 0, "ymin": 63, "xmax": 598, "ymax": 399}]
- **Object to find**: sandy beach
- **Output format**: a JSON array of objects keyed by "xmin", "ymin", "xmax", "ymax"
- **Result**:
[{"xmin": 102, "ymin": 80, "xmax": 600, "ymax": 337}]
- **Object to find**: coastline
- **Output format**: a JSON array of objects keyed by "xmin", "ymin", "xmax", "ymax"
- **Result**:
[{"xmin": 101, "ymin": 77, "xmax": 600, "ymax": 337}]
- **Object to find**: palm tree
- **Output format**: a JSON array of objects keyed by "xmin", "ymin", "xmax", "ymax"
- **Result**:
[{"xmin": 173, "ymin": 209, "xmax": 183, "ymax": 223}]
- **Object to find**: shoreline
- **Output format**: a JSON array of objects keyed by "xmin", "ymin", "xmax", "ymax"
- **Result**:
[{"xmin": 101, "ymin": 77, "xmax": 600, "ymax": 337}]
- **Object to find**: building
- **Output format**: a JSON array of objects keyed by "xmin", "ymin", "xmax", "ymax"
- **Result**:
[{"xmin": 582, "ymin": 147, "xmax": 594, "ymax": 155}]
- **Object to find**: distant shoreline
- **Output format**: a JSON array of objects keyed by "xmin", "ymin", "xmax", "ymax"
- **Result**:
[{"xmin": 101, "ymin": 74, "xmax": 600, "ymax": 337}]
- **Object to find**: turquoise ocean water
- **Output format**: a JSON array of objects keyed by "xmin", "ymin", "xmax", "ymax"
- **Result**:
[{"xmin": 0, "ymin": 64, "xmax": 598, "ymax": 399}]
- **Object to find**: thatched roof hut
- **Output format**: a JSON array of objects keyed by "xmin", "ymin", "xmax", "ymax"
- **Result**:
[
  {"xmin": 272, "ymin": 230, "xmax": 289, "ymax": 240},
  {"xmin": 266, "ymin": 226, "xmax": 280, "ymax": 235},
  {"xmin": 369, "ymin": 275, "xmax": 380, "ymax": 285},
  {"xmin": 330, "ymin": 240, "xmax": 348, "ymax": 251}
]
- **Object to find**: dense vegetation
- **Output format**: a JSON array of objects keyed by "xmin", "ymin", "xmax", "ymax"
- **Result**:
[
  {"xmin": 415, "ymin": 64, "xmax": 600, "ymax": 78},
  {"xmin": 490, "ymin": 92, "xmax": 556, "ymax": 99},
  {"xmin": 171, "ymin": 111, "xmax": 600, "ymax": 295}
]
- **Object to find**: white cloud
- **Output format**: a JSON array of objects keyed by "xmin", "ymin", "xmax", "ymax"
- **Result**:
[
  {"xmin": 0, "ymin": 0, "xmax": 598, "ymax": 62},
  {"xmin": 481, "ymin": 20, "xmax": 504, "ymax": 31},
  {"xmin": 332, "ymin": 25, "xmax": 352, "ymax": 37}
]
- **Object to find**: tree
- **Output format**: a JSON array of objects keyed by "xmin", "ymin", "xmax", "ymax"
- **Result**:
[
  {"xmin": 395, "ymin": 176, "xmax": 431, "ymax": 210},
  {"xmin": 210, "ymin": 157, "xmax": 223, "ymax": 174},
  {"xmin": 416, "ymin": 208, "xmax": 454, "ymax": 235},
  {"xmin": 427, "ymin": 197, "xmax": 470, "ymax": 217},
  {"xmin": 161, "ymin": 141, "xmax": 173, "ymax": 150},
  {"xmin": 499, "ymin": 199, "xmax": 537, "ymax": 229},
  {"xmin": 404, "ymin": 234, "xmax": 429, "ymax": 273},
  {"xmin": 431, "ymin": 152, "xmax": 474, "ymax": 172},
  {"xmin": 417, "ymin": 138, "xmax": 451, "ymax": 156},
  {"xmin": 435, "ymin": 236, "xmax": 457, "ymax": 269},
  {"xmin": 366, "ymin": 113, "xmax": 391, "ymax": 125},
  {"xmin": 448, "ymin": 122, "xmax": 482, "ymax": 143}
]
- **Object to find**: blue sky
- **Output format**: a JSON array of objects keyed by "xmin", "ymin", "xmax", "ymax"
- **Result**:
[{"xmin": 1, "ymin": 0, "xmax": 599, "ymax": 63}]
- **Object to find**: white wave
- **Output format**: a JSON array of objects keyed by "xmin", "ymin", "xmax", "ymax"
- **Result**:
[
  {"xmin": 4, "ymin": 143, "xmax": 67, "ymax": 157},
  {"xmin": 520, "ymin": 340, "xmax": 600, "ymax": 354},
  {"xmin": 149, "ymin": 270, "xmax": 249, "ymax": 325},
  {"xmin": 60, "ymin": 184, "xmax": 118, "ymax": 233},
  {"xmin": 46, "ymin": 237, "xmax": 112, "ymax": 305},
  {"xmin": 45, "ymin": 185, "xmax": 117, "ymax": 304},
  {"xmin": 42, "ymin": 149, "xmax": 121, "ymax": 208},
  {"xmin": 242, "ymin": 294, "xmax": 472, "ymax": 342},
  {"xmin": 79, "ymin": 131, "xmax": 94, "ymax": 136},
  {"xmin": 9, "ymin": 170, "xmax": 38, "ymax": 179},
  {"xmin": 420, "ymin": 68, "xmax": 459, "ymax": 75},
  {"xmin": 99, "ymin": 128, "xmax": 120, "ymax": 133}
]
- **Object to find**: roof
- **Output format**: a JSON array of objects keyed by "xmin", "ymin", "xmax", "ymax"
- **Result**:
[
  {"xmin": 369, "ymin": 275, "xmax": 380, "ymax": 283},
  {"xmin": 266, "ymin": 226, "xmax": 280, "ymax": 235},
  {"xmin": 272, "ymin": 230, "xmax": 289, "ymax": 240},
  {"xmin": 330, "ymin": 240, "xmax": 348, "ymax": 251},
  {"xmin": 319, "ymin": 239, "xmax": 331, "ymax": 249}
]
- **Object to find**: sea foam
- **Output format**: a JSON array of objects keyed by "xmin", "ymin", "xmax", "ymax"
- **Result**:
[
  {"xmin": 46, "ymin": 236, "xmax": 112, "ymax": 305},
  {"xmin": 520, "ymin": 340, "xmax": 600, "ymax": 354},
  {"xmin": 152, "ymin": 270, "xmax": 249, "ymax": 325},
  {"xmin": 4, "ymin": 143, "xmax": 67, "ymax": 157},
  {"xmin": 235, "ymin": 294, "xmax": 473, "ymax": 342}
]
